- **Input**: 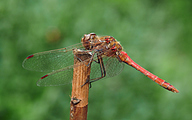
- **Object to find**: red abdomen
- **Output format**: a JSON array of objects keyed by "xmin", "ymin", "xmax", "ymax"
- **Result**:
[{"xmin": 119, "ymin": 51, "xmax": 179, "ymax": 93}]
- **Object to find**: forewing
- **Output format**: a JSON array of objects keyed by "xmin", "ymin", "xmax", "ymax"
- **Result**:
[{"xmin": 22, "ymin": 43, "xmax": 83, "ymax": 72}]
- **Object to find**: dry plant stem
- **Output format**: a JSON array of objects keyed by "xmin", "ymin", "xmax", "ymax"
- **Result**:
[{"xmin": 70, "ymin": 49, "xmax": 91, "ymax": 120}]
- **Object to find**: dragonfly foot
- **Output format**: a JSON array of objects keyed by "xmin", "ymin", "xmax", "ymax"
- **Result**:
[{"xmin": 81, "ymin": 77, "xmax": 92, "ymax": 88}]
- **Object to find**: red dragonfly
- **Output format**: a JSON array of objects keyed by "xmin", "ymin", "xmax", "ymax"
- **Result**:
[{"xmin": 22, "ymin": 33, "xmax": 179, "ymax": 93}]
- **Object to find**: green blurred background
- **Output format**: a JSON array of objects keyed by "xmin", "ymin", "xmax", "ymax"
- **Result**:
[{"xmin": 1, "ymin": 0, "xmax": 192, "ymax": 120}]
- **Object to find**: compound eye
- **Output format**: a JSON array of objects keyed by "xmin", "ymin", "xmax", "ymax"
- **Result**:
[
  {"xmin": 90, "ymin": 33, "xmax": 96, "ymax": 35},
  {"xmin": 89, "ymin": 33, "xmax": 97, "ymax": 40}
]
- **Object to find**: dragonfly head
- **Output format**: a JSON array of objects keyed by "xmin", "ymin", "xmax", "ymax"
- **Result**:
[{"xmin": 81, "ymin": 33, "xmax": 98, "ymax": 50}]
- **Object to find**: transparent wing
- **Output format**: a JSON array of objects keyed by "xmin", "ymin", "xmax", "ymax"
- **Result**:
[
  {"xmin": 37, "ymin": 65, "xmax": 74, "ymax": 86},
  {"xmin": 36, "ymin": 55, "xmax": 124, "ymax": 86},
  {"xmin": 90, "ymin": 56, "xmax": 124, "ymax": 80},
  {"xmin": 22, "ymin": 43, "xmax": 84, "ymax": 72},
  {"xmin": 105, "ymin": 57, "xmax": 124, "ymax": 77}
]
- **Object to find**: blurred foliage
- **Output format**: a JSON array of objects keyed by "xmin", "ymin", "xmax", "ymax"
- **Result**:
[{"xmin": 0, "ymin": 0, "xmax": 192, "ymax": 120}]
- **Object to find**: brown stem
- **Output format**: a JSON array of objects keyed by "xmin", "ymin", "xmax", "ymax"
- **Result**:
[{"xmin": 70, "ymin": 49, "xmax": 92, "ymax": 120}]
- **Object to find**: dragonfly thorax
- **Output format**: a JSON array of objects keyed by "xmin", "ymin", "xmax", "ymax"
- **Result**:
[{"xmin": 81, "ymin": 33, "xmax": 123, "ymax": 57}]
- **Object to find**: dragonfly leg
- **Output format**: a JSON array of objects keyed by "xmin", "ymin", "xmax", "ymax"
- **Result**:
[
  {"xmin": 81, "ymin": 54, "xmax": 106, "ymax": 88},
  {"xmin": 89, "ymin": 54, "xmax": 106, "ymax": 83},
  {"xmin": 81, "ymin": 75, "xmax": 92, "ymax": 88},
  {"xmin": 81, "ymin": 52, "xmax": 107, "ymax": 88}
]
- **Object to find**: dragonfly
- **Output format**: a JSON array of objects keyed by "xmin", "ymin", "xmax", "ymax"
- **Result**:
[{"xmin": 22, "ymin": 33, "xmax": 179, "ymax": 93}]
